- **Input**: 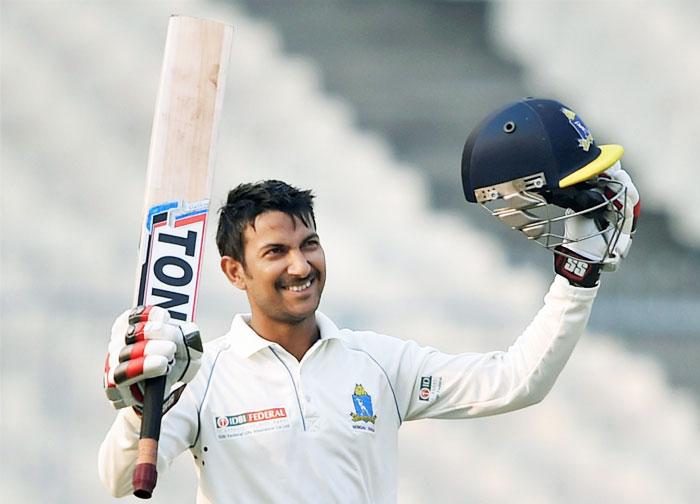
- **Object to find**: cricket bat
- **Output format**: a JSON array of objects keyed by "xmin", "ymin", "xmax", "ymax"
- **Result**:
[{"xmin": 131, "ymin": 15, "xmax": 232, "ymax": 499}]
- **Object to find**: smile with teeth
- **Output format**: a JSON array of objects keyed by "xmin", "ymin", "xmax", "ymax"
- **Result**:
[{"xmin": 283, "ymin": 277, "xmax": 313, "ymax": 292}]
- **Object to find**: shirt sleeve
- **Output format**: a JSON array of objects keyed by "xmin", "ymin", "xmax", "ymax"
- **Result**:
[
  {"xmin": 97, "ymin": 371, "xmax": 205, "ymax": 497},
  {"xmin": 355, "ymin": 275, "xmax": 598, "ymax": 422}
]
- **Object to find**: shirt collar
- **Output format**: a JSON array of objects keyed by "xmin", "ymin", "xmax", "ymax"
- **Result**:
[{"xmin": 227, "ymin": 311, "xmax": 341, "ymax": 359}]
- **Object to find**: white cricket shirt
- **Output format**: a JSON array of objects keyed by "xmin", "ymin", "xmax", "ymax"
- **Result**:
[{"xmin": 99, "ymin": 276, "xmax": 598, "ymax": 503}]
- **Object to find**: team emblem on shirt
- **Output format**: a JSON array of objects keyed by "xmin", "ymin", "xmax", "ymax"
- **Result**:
[{"xmin": 350, "ymin": 384, "xmax": 377, "ymax": 432}]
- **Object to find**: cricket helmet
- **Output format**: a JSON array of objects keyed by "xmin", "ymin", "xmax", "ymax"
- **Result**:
[{"xmin": 461, "ymin": 98, "xmax": 627, "ymax": 263}]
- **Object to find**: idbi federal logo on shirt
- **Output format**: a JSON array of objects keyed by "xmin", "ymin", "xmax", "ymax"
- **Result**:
[
  {"xmin": 215, "ymin": 407, "xmax": 290, "ymax": 440},
  {"xmin": 350, "ymin": 384, "xmax": 377, "ymax": 433}
]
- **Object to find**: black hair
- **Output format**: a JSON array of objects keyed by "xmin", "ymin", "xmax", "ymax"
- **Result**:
[{"xmin": 216, "ymin": 180, "xmax": 316, "ymax": 262}]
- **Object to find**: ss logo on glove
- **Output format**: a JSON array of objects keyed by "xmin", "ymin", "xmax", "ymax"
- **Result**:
[{"xmin": 563, "ymin": 257, "xmax": 589, "ymax": 277}]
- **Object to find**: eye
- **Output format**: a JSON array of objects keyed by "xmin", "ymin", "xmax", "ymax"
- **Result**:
[
  {"xmin": 303, "ymin": 238, "xmax": 320, "ymax": 249},
  {"xmin": 264, "ymin": 246, "xmax": 284, "ymax": 257}
]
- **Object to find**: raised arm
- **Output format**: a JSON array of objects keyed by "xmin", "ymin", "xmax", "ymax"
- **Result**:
[
  {"xmin": 401, "ymin": 276, "xmax": 597, "ymax": 420},
  {"xmin": 98, "ymin": 306, "xmax": 202, "ymax": 497}
]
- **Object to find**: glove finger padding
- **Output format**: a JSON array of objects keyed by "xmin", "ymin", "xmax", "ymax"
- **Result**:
[
  {"xmin": 103, "ymin": 306, "xmax": 203, "ymax": 414},
  {"xmin": 555, "ymin": 162, "xmax": 640, "ymax": 285},
  {"xmin": 171, "ymin": 321, "xmax": 203, "ymax": 384},
  {"xmin": 600, "ymin": 164, "xmax": 640, "ymax": 265},
  {"xmin": 561, "ymin": 209, "xmax": 610, "ymax": 262},
  {"xmin": 112, "ymin": 341, "xmax": 176, "ymax": 387}
]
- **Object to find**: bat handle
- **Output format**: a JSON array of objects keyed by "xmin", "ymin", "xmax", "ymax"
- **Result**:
[{"xmin": 133, "ymin": 375, "xmax": 166, "ymax": 499}]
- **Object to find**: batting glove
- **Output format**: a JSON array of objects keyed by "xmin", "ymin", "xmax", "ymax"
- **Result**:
[
  {"xmin": 554, "ymin": 161, "xmax": 640, "ymax": 287},
  {"xmin": 103, "ymin": 306, "xmax": 203, "ymax": 414}
]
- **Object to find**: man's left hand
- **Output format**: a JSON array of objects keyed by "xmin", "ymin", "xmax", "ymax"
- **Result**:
[{"xmin": 554, "ymin": 161, "xmax": 640, "ymax": 287}]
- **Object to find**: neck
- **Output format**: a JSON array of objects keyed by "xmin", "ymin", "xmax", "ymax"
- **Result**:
[{"xmin": 249, "ymin": 313, "xmax": 319, "ymax": 361}]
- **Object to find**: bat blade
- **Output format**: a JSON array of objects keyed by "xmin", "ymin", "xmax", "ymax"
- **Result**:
[
  {"xmin": 136, "ymin": 15, "xmax": 232, "ymax": 321},
  {"xmin": 131, "ymin": 15, "xmax": 232, "ymax": 499}
]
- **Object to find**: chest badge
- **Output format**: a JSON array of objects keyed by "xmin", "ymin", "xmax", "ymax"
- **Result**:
[{"xmin": 350, "ymin": 384, "xmax": 377, "ymax": 431}]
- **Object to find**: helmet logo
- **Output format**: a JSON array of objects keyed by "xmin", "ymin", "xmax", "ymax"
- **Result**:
[{"xmin": 561, "ymin": 107, "xmax": 593, "ymax": 152}]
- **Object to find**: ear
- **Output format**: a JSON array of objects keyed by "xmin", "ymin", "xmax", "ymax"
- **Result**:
[{"xmin": 220, "ymin": 256, "xmax": 247, "ymax": 290}]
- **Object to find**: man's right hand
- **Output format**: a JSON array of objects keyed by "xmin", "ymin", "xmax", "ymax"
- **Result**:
[{"xmin": 103, "ymin": 306, "xmax": 203, "ymax": 414}]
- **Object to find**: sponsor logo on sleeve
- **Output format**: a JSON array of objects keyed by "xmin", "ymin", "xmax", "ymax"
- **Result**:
[
  {"xmin": 418, "ymin": 375, "xmax": 443, "ymax": 402},
  {"xmin": 214, "ymin": 407, "xmax": 290, "ymax": 440},
  {"xmin": 418, "ymin": 376, "xmax": 432, "ymax": 401}
]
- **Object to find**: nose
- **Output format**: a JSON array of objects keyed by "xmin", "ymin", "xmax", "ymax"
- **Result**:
[{"xmin": 287, "ymin": 249, "xmax": 312, "ymax": 277}]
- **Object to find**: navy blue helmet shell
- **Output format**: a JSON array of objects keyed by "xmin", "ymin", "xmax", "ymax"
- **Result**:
[{"xmin": 461, "ymin": 98, "xmax": 623, "ymax": 203}]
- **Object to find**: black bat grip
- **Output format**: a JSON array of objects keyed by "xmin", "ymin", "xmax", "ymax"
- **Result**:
[{"xmin": 133, "ymin": 375, "xmax": 166, "ymax": 499}]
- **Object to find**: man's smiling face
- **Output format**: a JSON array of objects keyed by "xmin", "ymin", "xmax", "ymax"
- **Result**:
[{"xmin": 222, "ymin": 210, "xmax": 326, "ymax": 326}]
